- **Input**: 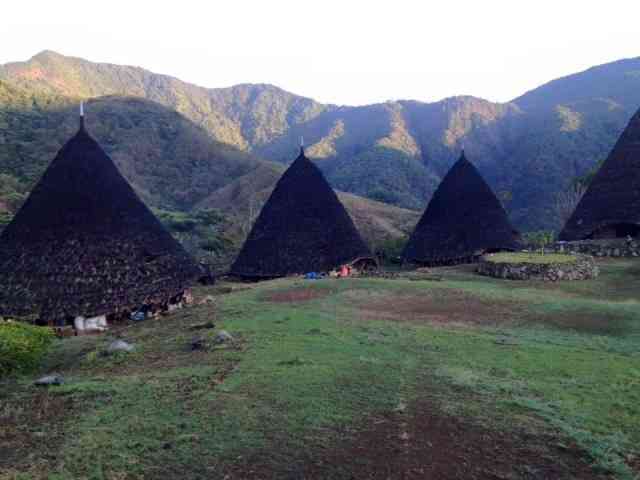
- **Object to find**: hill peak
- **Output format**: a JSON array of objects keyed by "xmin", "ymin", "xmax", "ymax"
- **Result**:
[
  {"xmin": 513, "ymin": 56, "xmax": 640, "ymax": 109},
  {"xmin": 31, "ymin": 50, "xmax": 65, "ymax": 60}
]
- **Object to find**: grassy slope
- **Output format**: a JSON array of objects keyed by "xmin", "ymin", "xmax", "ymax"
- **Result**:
[
  {"xmin": 337, "ymin": 191, "xmax": 420, "ymax": 246},
  {"xmin": 1, "ymin": 260, "xmax": 639, "ymax": 479},
  {"xmin": 194, "ymin": 160, "xmax": 421, "ymax": 250}
]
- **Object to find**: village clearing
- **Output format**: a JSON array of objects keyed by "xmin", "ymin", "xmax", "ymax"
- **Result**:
[{"xmin": 1, "ymin": 259, "xmax": 639, "ymax": 479}]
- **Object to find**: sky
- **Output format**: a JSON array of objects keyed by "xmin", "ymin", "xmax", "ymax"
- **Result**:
[{"xmin": 1, "ymin": 0, "xmax": 639, "ymax": 106}]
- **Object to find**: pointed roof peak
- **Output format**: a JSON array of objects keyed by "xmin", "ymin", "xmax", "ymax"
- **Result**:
[
  {"xmin": 79, "ymin": 101, "xmax": 85, "ymax": 131},
  {"xmin": 451, "ymin": 150, "xmax": 477, "ymax": 175},
  {"xmin": 295, "ymin": 143, "xmax": 310, "ymax": 164}
]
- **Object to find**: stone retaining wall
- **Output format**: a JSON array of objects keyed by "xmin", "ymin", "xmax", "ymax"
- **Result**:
[
  {"xmin": 477, "ymin": 254, "xmax": 598, "ymax": 281},
  {"xmin": 545, "ymin": 238, "xmax": 639, "ymax": 258}
]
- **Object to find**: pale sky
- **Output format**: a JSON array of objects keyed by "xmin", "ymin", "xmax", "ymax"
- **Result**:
[{"xmin": 1, "ymin": 0, "xmax": 638, "ymax": 106}]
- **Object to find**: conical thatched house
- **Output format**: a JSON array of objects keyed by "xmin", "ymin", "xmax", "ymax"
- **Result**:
[
  {"xmin": 560, "ymin": 109, "xmax": 640, "ymax": 240},
  {"xmin": 230, "ymin": 148, "xmax": 373, "ymax": 278},
  {"xmin": 0, "ymin": 112, "xmax": 200, "ymax": 327},
  {"xmin": 402, "ymin": 152, "xmax": 520, "ymax": 265}
]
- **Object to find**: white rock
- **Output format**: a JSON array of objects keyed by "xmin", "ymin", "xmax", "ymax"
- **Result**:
[
  {"xmin": 34, "ymin": 374, "xmax": 64, "ymax": 386},
  {"xmin": 74, "ymin": 316, "xmax": 85, "ymax": 331},
  {"xmin": 214, "ymin": 330, "xmax": 234, "ymax": 344},
  {"xmin": 107, "ymin": 340, "xmax": 135, "ymax": 353}
]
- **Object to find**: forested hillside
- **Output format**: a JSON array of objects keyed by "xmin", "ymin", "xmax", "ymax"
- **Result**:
[{"xmin": 2, "ymin": 51, "xmax": 640, "ymax": 231}]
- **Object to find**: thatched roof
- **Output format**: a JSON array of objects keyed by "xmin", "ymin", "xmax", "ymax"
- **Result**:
[
  {"xmin": 402, "ymin": 152, "xmax": 520, "ymax": 265},
  {"xmin": 0, "ymin": 119, "xmax": 199, "ymax": 323},
  {"xmin": 230, "ymin": 148, "xmax": 372, "ymax": 278},
  {"xmin": 559, "ymin": 108, "xmax": 640, "ymax": 240}
]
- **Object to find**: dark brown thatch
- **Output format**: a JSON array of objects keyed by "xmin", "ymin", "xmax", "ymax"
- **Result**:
[
  {"xmin": 0, "ymin": 118, "xmax": 200, "ymax": 324},
  {"xmin": 230, "ymin": 148, "xmax": 372, "ymax": 278},
  {"xmin": 559, "ymin": 108, "xmax": 640, "ymax": 240},
  {"xmin": 402, "ymin": 152, "xmax": 520, "ymax": 265}
]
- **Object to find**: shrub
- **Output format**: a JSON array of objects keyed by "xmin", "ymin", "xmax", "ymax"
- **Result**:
[
  {"xmin": 194, "ymin": 209, "xmax": 226, "ymax": 226},
  {"xmin": 374, "ymin": 236, "xmax": 408, "ymax": 264},
  {"xmin": 199, "ymin": 236, "xmax": 232, "ymax": 253},
  {"xmin": 168, "ymin": 218, "xmax": 197, "ymax": 232},
  {"xmin": 0, "ymin": 319, "xmax": 55, "ymax": 376},
  {"xmin": 523, "ymin": 230, "xmax": 556, "ymax": 255}
]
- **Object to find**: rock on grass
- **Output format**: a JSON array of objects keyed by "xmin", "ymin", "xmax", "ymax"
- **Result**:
[
  {"xmin": 107, "ymin": 340, "xmax": 136, "ymax": 354},
  {"xmin": 34, "ymin": 374, "xmax": 64, "ymax": 386}
]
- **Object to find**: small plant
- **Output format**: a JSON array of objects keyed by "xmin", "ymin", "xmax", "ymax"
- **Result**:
[
  {"xmin": 524, "ymin": 230, "xmax": 555, "ymax": 255},
  {"xmin": 0, "ymin": 319, "xmax": 55, "ymax": 376}
]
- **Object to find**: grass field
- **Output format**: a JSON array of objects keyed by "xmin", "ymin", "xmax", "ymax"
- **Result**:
[
  {"xmin": 1, "ymin": 259, "xmax": 639, "ymax": 479},
  {"xmin": 486, "ymin": 252, "xmax": 578, "ymax": 264}
]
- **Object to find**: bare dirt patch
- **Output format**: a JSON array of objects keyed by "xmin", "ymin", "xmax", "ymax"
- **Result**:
[
  {"xmin": 225, "ymin": 399, "xmax": 608, "ymax": 479},
  {"xmin": 0, "ymin": 387, "xmax": 72, "ymax": 475},
  {"xmin": 349, "ymin": 290, "xmax": 518, "ymax": 327},
  {"xmin": 310, "ymin": 400, "xmax": 608, "ymax": 479},
  {"xmin": 263, "ymin": 287, "xmax": 334, "ymax": 304},
  {"xmin": 532, "ymin": 310, "xmax": 630, "ymax": 336}
]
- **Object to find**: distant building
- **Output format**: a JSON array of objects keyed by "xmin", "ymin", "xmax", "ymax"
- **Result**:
[
  {"xmin": 0, "ymin": 109, "xmax": 199, "ymax": 327},
  {"xmin": 560, "ymin": 108, "xmax": 640, "ymax": 240},
  {"xmin": 230, "ymin": 147, "xmax": 373, "ymax": 278},
  {"xmin": 403, "ymin": 151, "xmax": 520, "ymax": 265}
]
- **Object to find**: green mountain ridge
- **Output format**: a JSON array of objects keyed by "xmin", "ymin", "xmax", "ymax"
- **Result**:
[
  {"xmin": 0, "ymin": 81, "xmax": 262, "ymax": 213},
  {"xmin": 0, "ymin": 50, "xmax": 329, "ymax": 151},
  {"xmin": 2, "ymin": 51, "xmax": 640, "ymax": 231}
]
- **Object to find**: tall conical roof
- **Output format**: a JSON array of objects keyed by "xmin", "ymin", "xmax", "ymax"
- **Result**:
[
  {"xmin": 0, "ymin": 118, "xmax": 199, "ymax": 323},
  {"xmin": 230, "ymin": 148, "xmax": 372, "ymax": 278},
  {"xmin": 402, "ymin": 152, "xmax": 520, "ymax": 265},
  {"xmin": 559, "ymin": 108, "xmax": 640, "ymax": 240}
]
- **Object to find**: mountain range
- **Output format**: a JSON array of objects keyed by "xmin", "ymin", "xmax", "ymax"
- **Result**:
[{"xmin": 2, "ymin": 50, "xmax": 640, "ymax": 237}]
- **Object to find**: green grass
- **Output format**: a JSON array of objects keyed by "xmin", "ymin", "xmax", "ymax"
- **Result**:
[
  {"xmin": 2, "ymin": 260, "xmax": 639, "ymax": 479},
  {"xmin": 486, "ymin": 252, "xmax": 578, "ymax": 264},
  {"xmin": 420, "ymin": 327, "xmax": 639, "ymax": 476}
]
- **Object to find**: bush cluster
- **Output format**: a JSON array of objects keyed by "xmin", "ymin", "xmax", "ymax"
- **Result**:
[
  {"xmin": 374, "ymin": 236, "xmax": 408, "ymax": 264},
  {"xmin": 0, "ymin": 319, "xmax": 54, "ymax": 376}
]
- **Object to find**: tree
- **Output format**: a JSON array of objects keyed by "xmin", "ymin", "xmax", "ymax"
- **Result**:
[{"xmin": 526, "ymin": 230, "xmax": 555, "ymax": 255}]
